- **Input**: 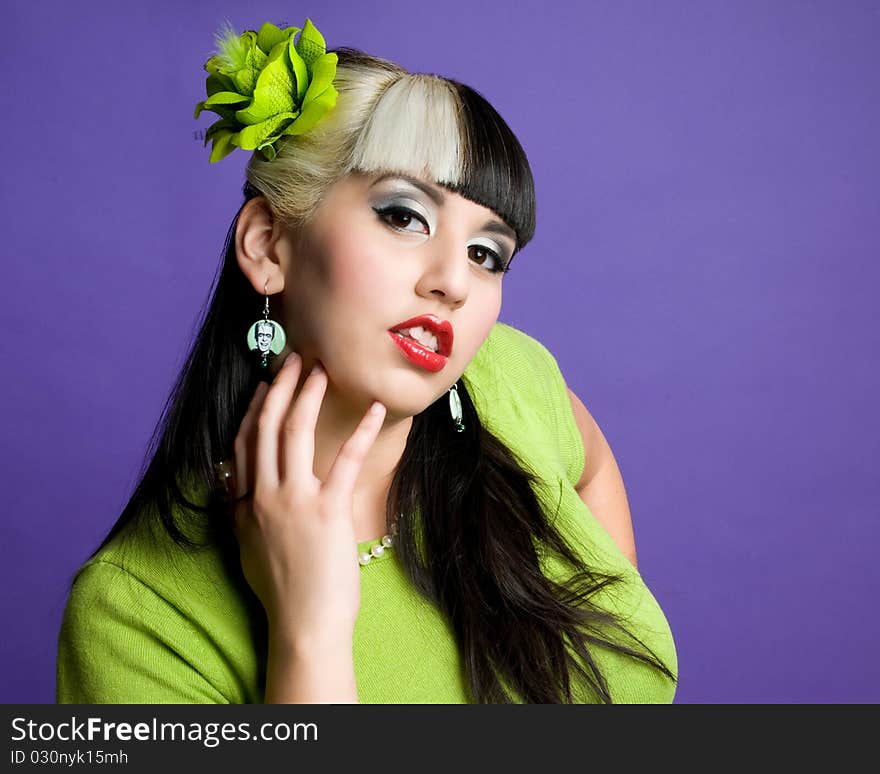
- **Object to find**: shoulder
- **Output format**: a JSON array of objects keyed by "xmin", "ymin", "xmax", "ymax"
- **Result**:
[
  {"xmin": 471, "ymin": 323, "xmax": 608, "ymax": 491},
  {"xmin": 62, "ymin": 556, "xmax": 172, "ymax": 631},
  {"xmin": 466, "ymin": 322, "xmax": 565, "ymax": 392},
  {"xmin": 464, "ymin": 323, "xmax": 587, "ymax": 487},
  {"xmin": 68, "ymin": 515, "xmax": 235, "ymax": 617},
  {"xmin": 63, "ymin": 525, "xmax": 188, "ymax": 621}
]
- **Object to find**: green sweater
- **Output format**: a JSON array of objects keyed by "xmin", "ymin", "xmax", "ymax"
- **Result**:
[{"xmin": 56, "ymin": 323, "xmax": 677, "ymax": 703}]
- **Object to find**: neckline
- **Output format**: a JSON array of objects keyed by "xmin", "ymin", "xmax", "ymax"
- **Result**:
[
  {"xmin": 356, "ymin": 534, "xmax": 395, "ymax": 566},
  {"xmin": 356, "ymin": 512, "xmax": 408, "ymax": 565}
]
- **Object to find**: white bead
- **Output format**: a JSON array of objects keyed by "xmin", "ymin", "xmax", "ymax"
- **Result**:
[{"xmin": 358, "ymin": 523, "xmax": 401, "ymax": 567}]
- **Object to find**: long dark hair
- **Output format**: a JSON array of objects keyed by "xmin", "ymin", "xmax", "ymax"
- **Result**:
[{"xmin": 89, "ymin": 52, "xmax": 676, "ymax": 703}]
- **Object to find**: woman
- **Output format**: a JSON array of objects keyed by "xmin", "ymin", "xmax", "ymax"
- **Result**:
[{"xmin": 56, "ymin": 19, "xmax": 677, "ymax": 703}]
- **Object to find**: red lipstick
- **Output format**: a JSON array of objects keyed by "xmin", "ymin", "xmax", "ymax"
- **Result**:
[{"xmin": 388, "ymin": 314, "xmax": 454, "ymax": 373}]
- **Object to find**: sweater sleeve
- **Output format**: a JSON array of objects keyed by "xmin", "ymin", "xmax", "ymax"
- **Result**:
[{"xmin": 56, "ymin": 560, "xmax": 231, "ymax": 704}]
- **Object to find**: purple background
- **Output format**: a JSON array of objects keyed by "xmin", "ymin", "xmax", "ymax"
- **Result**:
[{"xmin": 2, "ymin": 1, "xmax": 878, "ymax": 703}]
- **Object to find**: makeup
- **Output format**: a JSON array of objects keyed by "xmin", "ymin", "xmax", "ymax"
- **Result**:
[
  {"xmin": 388, "ymin": 314, "xmax": 453, "ymax": 372},
  {"xmin": 388, "ymin": 331, "xmax": 448, "ymax": 372}
]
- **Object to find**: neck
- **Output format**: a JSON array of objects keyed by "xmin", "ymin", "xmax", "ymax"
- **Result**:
[{"xmin": 313, "ymin": 382, "xmax": 412, "ymax": 541}]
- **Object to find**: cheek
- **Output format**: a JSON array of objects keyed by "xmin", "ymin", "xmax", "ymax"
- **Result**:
[
  {"xmin": 452, "ymin": 287, "xmax": 501, "ymax": 363},
  {"xmin": 474, "ymin": 286, "xmax": 503, "ymax": 332},
  {"xmin": 327, "ymin": 238, "xmax": 398, "ymax": 301}
]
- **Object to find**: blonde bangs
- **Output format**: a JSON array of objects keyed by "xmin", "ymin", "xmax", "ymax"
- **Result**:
[{"xmin": 347, "ymin": 74, "xmax": 465, "ymax": 185}]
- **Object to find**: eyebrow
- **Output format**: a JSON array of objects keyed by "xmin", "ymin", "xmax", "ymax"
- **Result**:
[{"xmin": 370, "ymin": 173, "xmax": 518, "ymax": 245}]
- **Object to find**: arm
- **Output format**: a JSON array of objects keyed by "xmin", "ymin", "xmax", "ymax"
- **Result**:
[
  {"xmin": 566, "ymin": 387, "xmax": 639, "ymax": 570},
  {"xmin": 265, "ymin": 633, "xmax": 358, "ymax": 703}
]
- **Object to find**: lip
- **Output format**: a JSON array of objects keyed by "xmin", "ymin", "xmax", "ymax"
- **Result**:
[
  {"xmin": 388, "ymin": 314, "xmax": 454, "ymax": 358},
  {"xmin": 388, "ymin": 332, "xmax": 448, "ymax": 372}
]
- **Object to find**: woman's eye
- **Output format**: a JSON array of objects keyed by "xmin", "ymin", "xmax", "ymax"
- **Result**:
[
  {"xmin": 469, "ymin": 245, "xmax": 504, "ymax": 273},
  {"xmin": 375, "ymin": 206, "xmax": 429, "ymax": 234}
]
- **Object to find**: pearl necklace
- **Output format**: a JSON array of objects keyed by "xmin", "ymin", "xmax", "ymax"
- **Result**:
[{"xmin": 357, "ymin": 515, "xmax": 401, "ymax": 567}]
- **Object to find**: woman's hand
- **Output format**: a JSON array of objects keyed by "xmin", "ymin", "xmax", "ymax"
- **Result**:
[{"xmin": 229, "ymin": 352, "xmax": 387, "ymax": 648}]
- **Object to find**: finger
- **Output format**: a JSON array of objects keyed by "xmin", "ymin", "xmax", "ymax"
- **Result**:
[
  {"xmin": 233, "ymin": 381, "xmax": 269, "ymax": 499},
  {"xmin": 324, "ymin": 401, "xmax": 387, "ymax": 496},
  {"xmin": 255, "ymin": 352, "xmax": 303, "ymax": 490},
  {"xmin": 281, "ymin": 362, "xmax": 328, "ymax": 484}
]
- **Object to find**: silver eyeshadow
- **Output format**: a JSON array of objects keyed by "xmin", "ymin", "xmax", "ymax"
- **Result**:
[
  {"xmin": 370, "ymin": 178, "xmax": 512, "ymax": 262},
  {"xmin": 373, "ymin": 195, "xmax": 435, "ymax": 233}
]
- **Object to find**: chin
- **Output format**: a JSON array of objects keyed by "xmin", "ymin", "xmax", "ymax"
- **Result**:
[{"xmin": 380, "ymin": 394, "xmax": 435, "ymax": 421}]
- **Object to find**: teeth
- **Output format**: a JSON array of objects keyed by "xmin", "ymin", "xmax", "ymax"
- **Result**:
[
  {"xmin": 415, "ymin": 330, "xmax": 439, "ymax": 352},
  {"xmin": 398, "ymin": 326, "xmax": 440, "ymax": 353}
]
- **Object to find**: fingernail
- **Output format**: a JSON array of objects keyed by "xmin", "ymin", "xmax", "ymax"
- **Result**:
[
  {"xmin": 284, "ymin": 352, "xmax": 300, "ymax": 367},
  {"xmin": 370, "ymin": 402, "xmax": 384, "ymax": 415},
  {"xmin": 311, "ymin": 362, "xmax": 324, "ymax": 375}
]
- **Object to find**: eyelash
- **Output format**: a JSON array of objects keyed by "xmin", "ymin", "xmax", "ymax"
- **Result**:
[{"xmin": 373, "ymin": 205, "xmax": 510, "ymax": 274}]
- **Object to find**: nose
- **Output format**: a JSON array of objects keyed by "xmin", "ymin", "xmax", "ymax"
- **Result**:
[{"xmin": 414, "ymin": 234, "xmax": 470, "ymax": 308}]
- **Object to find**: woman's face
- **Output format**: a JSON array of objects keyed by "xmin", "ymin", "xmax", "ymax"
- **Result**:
[{"xmin": 278, "ymin": 171, "xmax": 517, "ymax": 420}]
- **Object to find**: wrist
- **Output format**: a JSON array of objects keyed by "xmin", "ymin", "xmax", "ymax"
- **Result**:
[{"xmin": 268, "ymin": 623, "xmax": 354, "ymax": 658}]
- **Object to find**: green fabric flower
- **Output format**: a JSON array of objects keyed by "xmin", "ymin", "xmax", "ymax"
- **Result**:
[{"xmin": 194, "ymin": 19, "xmax": 339, "ymax": 163}]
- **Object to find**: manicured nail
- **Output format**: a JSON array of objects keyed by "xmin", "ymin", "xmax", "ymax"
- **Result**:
[{"xmin": 370, "ymin": 402, "xmax": 384, "ymax": 415}]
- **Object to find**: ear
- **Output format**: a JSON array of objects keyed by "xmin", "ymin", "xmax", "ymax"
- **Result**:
[{"xmin": 235, "ymin": 197, "xmax": 289, "ymax": 295}]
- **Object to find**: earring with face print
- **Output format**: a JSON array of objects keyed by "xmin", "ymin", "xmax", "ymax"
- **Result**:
[{"xmin": 246, "ymin": 280, "xmax": 287, "ymax": 369}]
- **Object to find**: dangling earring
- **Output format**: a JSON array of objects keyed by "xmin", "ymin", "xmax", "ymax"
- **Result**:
[
  {"xmin": 449, "ymin": 383, "xmax": 465, "ymax": 432},
  {"xmin": 246, "ymin": 280, "xmax": 287, "ymax": 369}
]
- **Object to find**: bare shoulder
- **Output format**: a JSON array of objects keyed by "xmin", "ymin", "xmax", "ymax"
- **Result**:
[{"xmin": 566, "ymin": 387, "xmax": 604, "ymax": 491}]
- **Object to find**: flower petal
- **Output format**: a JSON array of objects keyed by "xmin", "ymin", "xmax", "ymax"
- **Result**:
[
  {"xmin": 203, "ymin": 90, "xmax": 250, "ymax": 104},
  {"xmin": 256, "ymin": 22, "xmax": 298, "ymax": 55},
  {"xmin": 236, "ymin": 112, "xmax": 297, "ymax": 150},
  {"xmin": 201, "ymin": 90, "xmax": 250, "ymax": 107},
  {"xmin": 205, "ymin": 70, "xmax": 237, "ymax": 97},
  {"xmin": 225, "ymin": 32, "xmax": 267, "ymax": 95},
  {"xmin": 301, "ymin": 53, "xmax": 337, "ymax": 109},
  {"xmin": 258, "ymin": 142, "xmax": 278, "ymax": 162},
  {"xmin": 287, "ymin": 35, "xmax": 309, "ymax": 103},
  {"xmin": 195, "ymin": 90, "xmax": 249, "ymax": 119},
  {"xmin": 295, "ymin": 18, "xmax": 327, "ymax": 73},
  {"xmin": 284, "ymin": 85, "xmax": 337, "ymax": 136},
  {"xmin": 204, "ymin": 54, "xmax": 224, "ymax": 75},
  {"xmin": 208, "ymin": 129, "xmax": 237, "ymax": 164},
  {"xmin": 233, "ymin": 102, "xmax": 270, "ymax": 126},
  {"xmin": 205, "ymin": 118, "xmax": 238, "ymax": 141}
]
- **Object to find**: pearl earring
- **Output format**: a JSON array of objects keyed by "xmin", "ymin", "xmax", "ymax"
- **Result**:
[{"xmin": 449, "ymin": 383, "xmax": 464, "ymax": 432}]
